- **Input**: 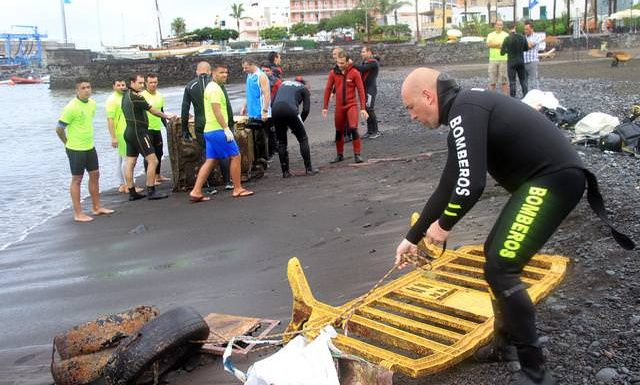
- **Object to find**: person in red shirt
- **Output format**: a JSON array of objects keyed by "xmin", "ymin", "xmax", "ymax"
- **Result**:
[{"xmin": 322, "ymin": 51, "xmax": 368, "ymax": 163}]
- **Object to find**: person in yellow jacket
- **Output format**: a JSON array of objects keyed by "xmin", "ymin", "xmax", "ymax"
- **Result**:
[
  {"xmin": 105, "ymin": 78, "xmax": 130, "ymax": 193},
  {"xmin": 486, "ymin": 20, "xmax": 509, "ymax": 95},
  {"xmin": 56, "ymin": 78, "xmax": 114, "ymax": 222},
  {"xmin": 141, "ymin": 73, "xmax": 170, "ymax": 185}
]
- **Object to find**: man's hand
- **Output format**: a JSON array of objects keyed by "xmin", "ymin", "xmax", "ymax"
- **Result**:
[
  {"xmin": 322, "ymin": 109, "xmax": 328, "ymax": 118},
  {"xmin": 240, "ymin": 105, "xmax": 247, "ymax": 116},
  {"xmin": 111, "ymin": 137, "xmax": 118, "ymax": 148},
  {"xmin": 224, "ymin": 128, "xmax": 234, "ymax": 142},
  {"xmin": 426, "ymin": 220, "xmax": 450, "ymax": 246},
  {"xmin": 395, "ymin": 238, "xmax": 418, "ymax": 269},
  {"xmin": 261, "ymin": 111, "xmax": 269, "ymax": 121},
  {"xmin": 165, "ymin": 112, "xmax": 177, "ymax": 120},
  {"xmin": 360, "ymin": 109, "xmax": 369, "ymax": 120}
]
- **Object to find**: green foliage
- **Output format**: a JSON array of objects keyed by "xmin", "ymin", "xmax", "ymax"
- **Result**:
[
  {"xmin": 461, "ymin": 21, "xmax": 493, "ymax": 36},
  {"xmin": 371, "ymin": 24, "xmax": 412, "ymax": 39},
  {"xmin": 290, "ymin": 22, "xmax": 319, "ymax": 37},
  {"xmin": 317, "ymin": 18, "xmax": 330, "ymax": 32},
  {"xmin": 182, "ymin": 27, "xmax": 238, "ymax": 42},
  {"xmin": 325, "ymin": 9, "xmax": 368, "ymax": 30},
  {"xmin": 228, "ymin": 40, "xmax": 252, "ymax": 49},
  {"xmin": 171, "ymin": 17, "xmax": 186, "ymax": 37},
  {"xmin": 286, "ymin": 39, "xmax": 318, "ymax": 49},
  {"xmin": 259, "ymin": 26, "xmax": 289, "ymax": 40}
]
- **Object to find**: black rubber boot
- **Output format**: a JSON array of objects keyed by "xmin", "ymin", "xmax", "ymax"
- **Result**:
[
  {"xmin": 474, "ymin": 300, "xmax": 520, "ymax": 372},
  {"xmin": 510, "ymin": 369, "xmax": 555, "ymax": 385},
  {"xmin": 128, "ymin": 187, "xmax": 146, "ymax": 201},
  {"xmin": 278, "ymin": 142, "xmax": 289, "ymax": 177},
  {"xmin": 147, "ymin": 186, "xmax": 168, "ymax": 200},
  {"xmin": 512, "ymin": 344, "xmax": 552, "ymax": 384},
  {"xmin": 330, "ymin": 154, "xmax": 344, "ymax": 163},
  {"xmin": 354, "ymin": 154, "xmax": 364, "ymax": 164}
]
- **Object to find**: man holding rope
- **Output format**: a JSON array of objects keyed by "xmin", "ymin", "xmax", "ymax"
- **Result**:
[{"xmin": 395, "ymin": 68, "xmax": 633, "ymax": 385}]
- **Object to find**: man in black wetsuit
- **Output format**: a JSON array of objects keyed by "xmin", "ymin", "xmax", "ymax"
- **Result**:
[
  {"xmin": 354, "ymin": 45, "xmax": 381, "ymax": 139},
  {"xmin": 271, "ymin": 77, "xmax": 317, "ymax": 178},
  {"xmin": 501, "ymin": 22, "xmax": 529, "ymax": 98},
  {"xmin": 181, "ymin": 61, "xmax": 232, "ymax": 193},
  {"xmin": 395, "ymin": 68, "xmax": 634, "ymax": 385},
  {"xmin": 122, "ymin": 74, "xmax": 176, "ymax": 200}
]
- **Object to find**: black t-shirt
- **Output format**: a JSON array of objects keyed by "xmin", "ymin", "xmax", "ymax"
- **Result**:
[
  {"xmin": 122, "ymin": 87, "xmax": 151, "ymax": 132},
  {"xmin": 407, "ymin": 87, "xmax": 584, "ymax": 243},
  {"xmin": 273, "ymin": 81, "xmax": 311, "ymax": 121},
  {"xmin": 501, "ymin": 32, "xmax": 529, "ymax": 66}
]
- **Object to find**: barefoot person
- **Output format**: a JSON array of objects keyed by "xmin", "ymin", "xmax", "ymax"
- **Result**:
[
  {"xmin": 105, "ymin": 77, "xmax": 130, "ymax": 193},
  {"xmin": 395, "ymin": 68, "xmax": 633, "ymax": 385},
  {"xmin": 141, "ymin": 73, "xmax": 170, "ymax": 184},
  {"xmin": 122, "ymin": 74, "xmax": 176, "ymax": 201},
  {"xmin": 56, "ymin": 78, "xmax": 114, "ymax": 222},
  {"xmin": 189, "ymin": 64, "xmax": 254, "ymax": 202}
]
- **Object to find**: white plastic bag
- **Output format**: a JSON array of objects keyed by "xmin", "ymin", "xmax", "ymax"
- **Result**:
[
  {"xmin": 521, "ymin": 89, "xmax": 560, "ymax": 111},
  {"xmin": 574, "ymin": 112, "xmax": 620, "ymax": 141},
  {"xmin": 224, "ymin": 325, "xmax": 341, "ymax": 385}
]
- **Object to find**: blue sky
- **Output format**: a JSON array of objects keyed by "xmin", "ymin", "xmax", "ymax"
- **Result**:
[{"xmin": 0, "ymin": 0, "xmax": 288, "ymax": 49}]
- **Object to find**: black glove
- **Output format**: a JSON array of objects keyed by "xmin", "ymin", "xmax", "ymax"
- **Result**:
[{"xmin": 182, "ymin": 130, "xmax": 193, "ymax": 141}]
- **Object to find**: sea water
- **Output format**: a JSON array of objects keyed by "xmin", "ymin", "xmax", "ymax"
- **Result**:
[{"xmin": 0, "ymin": 82, "xmax": 245, "ymax": 249}]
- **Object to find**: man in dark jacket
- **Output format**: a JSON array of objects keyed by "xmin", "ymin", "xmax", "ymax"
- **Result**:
[
  {"xmin": 501, "ymin": 22, "xmax": 529, "ymax": 98},
  {"xmin": 181, "ymin": 61, "xmax": 231, "ymax": 192},
  {"xmin": 272, "ymin": 77, "xmax": 316, "ymax": 178},
  {"xmin": 396, "ymin": 67, "xmax": 633, "ymax": 385},
  {"xmin": 354, "ymin": 46, "xmax": 381, "ymax": 138}
]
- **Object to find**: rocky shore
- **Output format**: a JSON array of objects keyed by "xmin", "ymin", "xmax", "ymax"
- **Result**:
[{"xmin": 2, "ymin": 51, "xmax": 638, "ymax": 385}]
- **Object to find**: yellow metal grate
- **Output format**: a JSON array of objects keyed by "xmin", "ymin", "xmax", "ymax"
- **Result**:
[{"xmin": 284, "ymin": 218, "xmax": 569, "ymax": 377}]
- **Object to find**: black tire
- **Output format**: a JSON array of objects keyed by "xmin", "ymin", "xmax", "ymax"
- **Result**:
[{"xmin": 103, "ymin": 306, "xmax": 210, "ymax": 385}]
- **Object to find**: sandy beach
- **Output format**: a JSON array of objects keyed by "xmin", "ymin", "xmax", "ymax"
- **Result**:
[{"xmin": 1, "ymin": 51, "xmax": 639, "ymax": 385}]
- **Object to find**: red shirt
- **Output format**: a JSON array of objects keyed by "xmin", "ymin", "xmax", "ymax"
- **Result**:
[{"xmin": 323, "ymin": 64, "xmax": 366, "ymax": 111}]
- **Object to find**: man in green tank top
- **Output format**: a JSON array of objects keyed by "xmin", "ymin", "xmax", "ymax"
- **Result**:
[{"xmin": 56, "ymin": 78, "xmax": 114, "ymax": 222}]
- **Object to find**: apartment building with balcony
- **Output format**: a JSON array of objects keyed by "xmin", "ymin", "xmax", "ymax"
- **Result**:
[{"xmin": 290, "ymin": 0, "xmax": 362, "ymax": 23}]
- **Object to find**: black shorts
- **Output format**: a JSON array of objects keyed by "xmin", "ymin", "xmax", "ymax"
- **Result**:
[
  {"xmin": 124, "ymin": 127, "xmax": 155, "ymax": 158},
  {"xmin": 66, "ymin": 148, "xmax": 99, "ymax": 176}
]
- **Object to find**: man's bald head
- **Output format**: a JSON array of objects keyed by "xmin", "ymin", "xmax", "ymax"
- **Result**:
[
  {"xmin": 401, "ymin": 68, "xmax": 442, "ymax": 129},
  {"xmin": 196, "ymin": 61, "xmax": 211, "ymax": 75}
]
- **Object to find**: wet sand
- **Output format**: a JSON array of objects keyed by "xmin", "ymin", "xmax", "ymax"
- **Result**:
[{"xmin": 1, "ymin": 51, "xmax": 639, "ymax": 385}]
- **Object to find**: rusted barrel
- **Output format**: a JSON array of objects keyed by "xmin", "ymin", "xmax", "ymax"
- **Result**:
[
  {"xmin": 51, "ymin": 347, "xmax": 116, "ymax": 385},
  {"xmin": 53, "ymin": 305, "xmax": 159, "ymax": 360},
  {"xmin": 167, "ymin": 117, "xmax": 255, "ymax": 190},
  {"xmin": 233, "ymin": 117, "xmax": 255, "ymax": 181}
]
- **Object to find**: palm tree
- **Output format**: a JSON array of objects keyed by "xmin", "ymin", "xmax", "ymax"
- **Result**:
[
  {"xmin": 378, "ymin": 0, "xmax": 411, "ymax": 25},
  {"xmin": 230, "ymin": 3, "xmax": 249, "ymax": 35},
  {"xmin": 552, "ymin": 0, "xmax": 556, "ymax": 34},
  {"xmin": 170, "ymin": 17, "xmax": 186, "ymax": 37},
  {"xmin": 566, "ymin": 0, "xmax": 571, "ymax": 34},
  {"xmin": 359, "ymin": 0, "xmax": 378, "ymax": 42}
]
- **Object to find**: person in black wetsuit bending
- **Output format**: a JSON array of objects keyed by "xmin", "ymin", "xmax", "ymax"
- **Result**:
[
  {"xmin": 395, "ymin": 68, "xmax": 634, "ymax": 385},
  {"xmin": 271, "ymin": 77, "xmax": 317, "ymax": 178}
]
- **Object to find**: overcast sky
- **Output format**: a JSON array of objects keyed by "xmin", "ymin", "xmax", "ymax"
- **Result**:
[{"xmin": 0, "ymin": 0, "xmax": 288, "ymax": 50}]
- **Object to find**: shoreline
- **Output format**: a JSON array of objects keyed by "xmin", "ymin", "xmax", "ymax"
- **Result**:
[{"xmin": 2, "ymin": 55, "xmax": 639, "ymax": 385}]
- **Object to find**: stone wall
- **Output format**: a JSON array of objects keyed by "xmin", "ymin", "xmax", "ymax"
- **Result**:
[
  {"xmin": 47, "ymin": 42, "xmax": 488, "ymax": 89},
  {"xmin": 47, "ymin": 34, "xmax": 640, "ymax": 89}
]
